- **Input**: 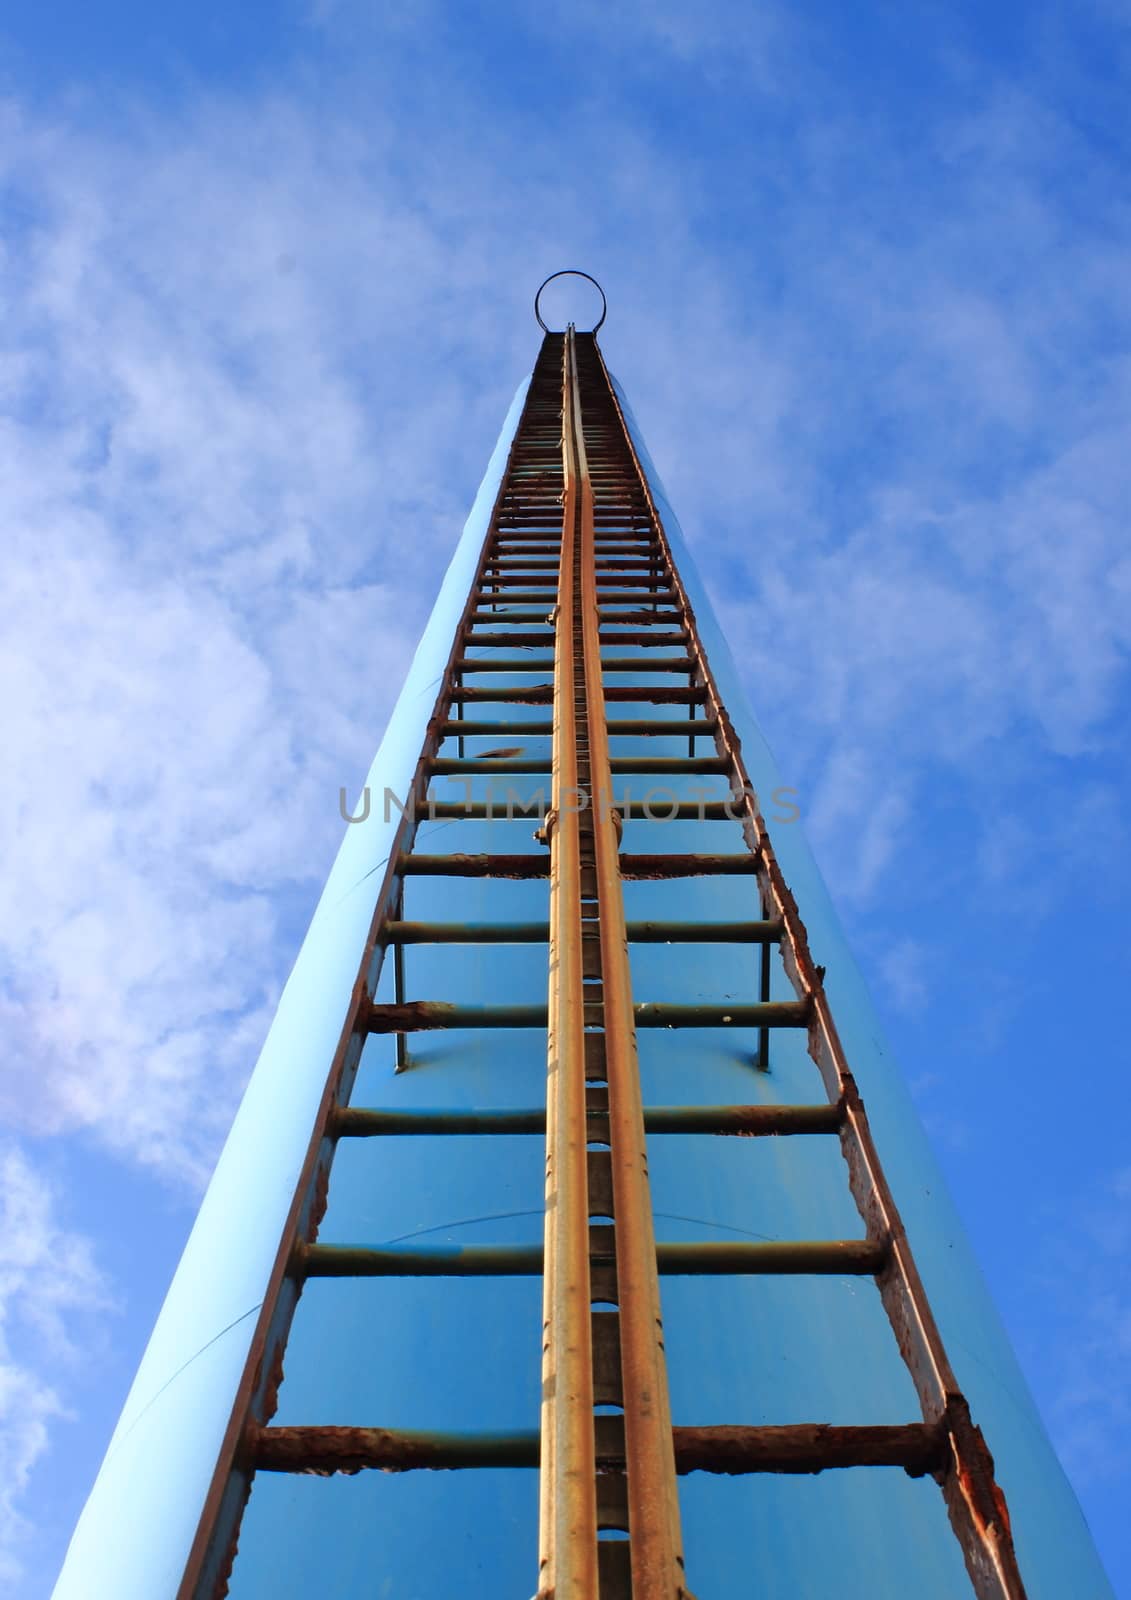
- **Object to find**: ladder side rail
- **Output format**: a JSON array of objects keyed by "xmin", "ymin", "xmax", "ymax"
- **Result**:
[
  {"xmin": 569, "ymin": 332, "xmax": 687, "ymax": 1600},
  {"xmin": 538, "ymin": 335, "xmax": 600, "ymax": 1599}
]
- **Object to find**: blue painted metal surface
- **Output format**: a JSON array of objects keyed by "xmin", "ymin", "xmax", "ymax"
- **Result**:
[{"xmin": 54, "ymin": 356, "xmax": 1114, "ymax": 1599}]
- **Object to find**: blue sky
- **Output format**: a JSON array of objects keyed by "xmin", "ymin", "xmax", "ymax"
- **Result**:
[{"xmin": 1, "ymin": 1, "xmax": 1129, "ymax": 1594}]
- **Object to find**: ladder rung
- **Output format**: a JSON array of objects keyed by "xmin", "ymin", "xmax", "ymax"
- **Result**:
[
  {"xmin": 642, "ymin": 1101, "xmax": 839, "ymax": 1134},
  {"xmin": 478, "ymin": 577, "xmax": 559, "ymax": 588},
  {"xmin": 670, "ymin": 1421, "xmax": 943, "ymax": 1476},
  {"xmin": 633, "ymin": 1000, "xmax": 811, "ymax": 1029},
  {"xmin": 656, "ymin": 1240, "xmax": 885, "ymax": 1274},
  {"xmin": 480, "ymin": 573, "xmax": 559, "ymax": 583},
  {"xmin": 335, "ymin": 1107, "xmax": 548, "ymax": 1134},
  {"xmin": 596, "ymin": 590, "xmax": 674, "ymax": 600},
  {"xmin": 299, "ymin": 1242, "xmax": 542, "ymax": 1276},
  {"xmin": 454, "ymin": 657, "xmax": 690, "ymax": 673},
  {"xmin": 592, "ymin": 576, "xmax": 674, "ymax": 588},
  {"xmin": 468, "ymin": 611, "xmax": 557, "ymax": 623},
  {"xmin": 383, "ymin": 918, "xmax": 781, "ymax": 944},
  {"xmin": 254, "ymin": 1426, "xmax": 539, "ymax": 1473},
  {"xmin": 252, "ymin": 1420, "xmax": 943, "ymax": 1478},
  {"xmin": 477, "ymin": 587, "xmax": 558, "ymax": 600},
  {"xmin": 399, "ymin": 853, "xmax": 550, "ymax": 878},
  {"xmin": 449, "ymin": 688, "xmax": 554, "ymax": 704},
  {"xmin": 332, "ymin": 1102, "xmax": 841, "ymax": 1137},
  {"xmin": 426, "ymin": 757, "xmax": 726, "ymax": 775},
  {"xmin": 455, "ymin": 660, "xmax": 556, "ymax": 674},
  {"xmin": 606, "ymin": 718, "xmax": 716, "ymax": 734},
  {"xmin": 629, "ymin": 917, "xmax": 781, "ymax": 942},
  {"xmin": 600, "ymin": 658, "xmax": 694, "ymax": 672},
  {"xmin": 367, "ymin": 1001, "xmax": 546, "ymax": 1031},
  {"xmin": 440, "ymin": 721, "xmax": 554, "ymax": 736},
  {"xmin": 385, "ymin": 920, "xmax": 549, "ymax": 943},
  {"xmin": 592, "ymin": 1311, "xmax": 623, "ymax": 1410},
  {"xmin": 598, "ymin": 632, "xmax": 689, "ymax": 646},
  {"xmin": 398, "ymin": 852, "xmax": 751, "ymax": 879},
  {"xmin": 419, "ymin": 799, "xmax": 739, "ymax": 821},
  {"xmin": 429, "ymin": 758, "xmax": 550, "ymax": 774},
  {"xmin": 296, "ymin": 1238, "xmax": 885, "ymax": 1278},
  {"xmin": 603, "ymin": 687, "xmax": 707, "ymax": 703},
  {"xmin": 621, "ymin": 853, "xmax": 757, "ymax": 876},
  {"xmin": 594, "ymin": 611, "xmax": 683, "ymax": 625},
  {"xmin": 461, "ymin": 632, "xmax": 556, "ymax": 647},
  {"xmin": 610, "ymin": 756, "xmax": 727, "ymax": 773},
  {"xmin": 448, "ymin": 685, "xmax": 705, "ymax": 705},
  {"xmin": 488, "ymin": 562, "xmax": 660, "ymax": 575},
  {"xmin": 595, "ymin": 577, "xmax": 672, "ymax": 587},
  {"xmin": 364, "ymin": 999, "xmax": 809, "ymax": 1032}
]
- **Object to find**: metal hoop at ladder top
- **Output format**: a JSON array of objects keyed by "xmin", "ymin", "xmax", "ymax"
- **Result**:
[{"xmin": 534, "ymin": 270, "xmax": 608, "ymax": 334}]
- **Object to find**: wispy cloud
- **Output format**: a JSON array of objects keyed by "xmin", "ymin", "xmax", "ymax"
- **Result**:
[
  {"xmin": 876, "ymin": 937, "xmax": 930, "ymax": 1018},
  {"xmin": 0, "ymin": 97, "xmax": 475, "ymax": 1187},
  {"xmin": 0, "ymin": 1145, "xmax": 108, "ymax": 1585},
  {"xmin": 1029, "ymin": 1165, "xmax": 1131, "ymax": 1489}
]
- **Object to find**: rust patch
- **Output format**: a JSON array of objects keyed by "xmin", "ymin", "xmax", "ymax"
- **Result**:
[
  {"xmin": 304, "ymin": 1155, "xmax": 331, "ymax": 1242},
  {"xmin": 366, "ymin": 1000, "xmax": 455, "ymax": 1034},
  {"xmin": 672, "ymin": 1421, "xmax": 944, "ymax": 1477},
  {"xmin": 943, "ymin": 1395, "xmax": 1016, "ymax": 1542},
  {"xmin": 258, "ymin": 1339, "xmax": 288, "ymax": 1431},
  {"xmin": 253, "ymin": 1425, "xmax": 539, "ymax": 1475},
  {"xmin": 210, "ymin": 1472, "xmax": 253, "ymax": 1600},
  {"xmin": 619, "ymin": 853, "xmax": 758, "ymax": 879}
]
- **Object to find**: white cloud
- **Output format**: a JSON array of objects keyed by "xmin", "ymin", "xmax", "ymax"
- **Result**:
[
  {"xmin": 0, "ymin": 99, "xmax": 455, "ymax": 1188},
  {"xmin": 0, "ymin": 515, "xmax": 358, "ymax": 1183},
  {"xmin": 876, "ymin": 936, "xmax": 930, "ymax": 1017},
  {"xmin": 0, "ymin": 1145, "xmax": 108, "ymax": 1586},
  {"xmin": 799, "ymin": 744, "xmax": 912, "ymax": 905},
  {"xmin": 1035, "ymin": 1166, "xmax": 1131, "ymax": 1488}
]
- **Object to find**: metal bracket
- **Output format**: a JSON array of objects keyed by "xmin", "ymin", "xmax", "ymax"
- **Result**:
[{"xmin": 534, "ymin": 270, "xmax": 608, "ymax": 333}]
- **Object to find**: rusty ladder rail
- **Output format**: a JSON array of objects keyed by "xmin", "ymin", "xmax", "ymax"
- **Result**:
[{"xmin": 534, "ymin": 330, "xmax": 688, "ymax": 1598}]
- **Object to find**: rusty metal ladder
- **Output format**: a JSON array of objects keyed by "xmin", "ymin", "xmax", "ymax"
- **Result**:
[{"xmin": 178, "ymin": 329, "xmax": 1028, "ymax": 1600}]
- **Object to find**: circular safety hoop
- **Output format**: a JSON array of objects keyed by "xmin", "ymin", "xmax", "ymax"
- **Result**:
[{"xmin": 534, "ymin": 270, "xmax": 608, "ymax": 334}]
